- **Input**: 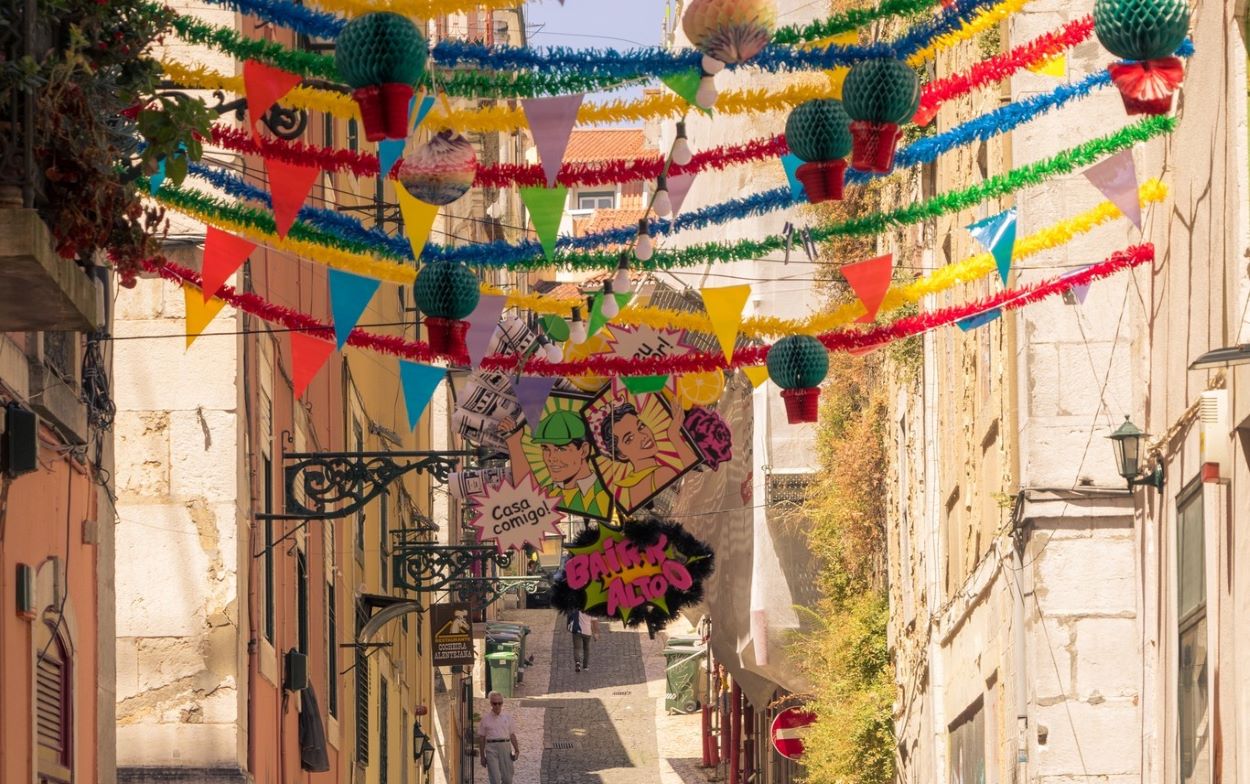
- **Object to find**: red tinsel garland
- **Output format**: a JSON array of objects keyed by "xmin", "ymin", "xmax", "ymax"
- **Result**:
[
  {"xmin": 144, "ymin": 244, "xmax": 1153, "ymax": 376},
  {"xmin": 914, "ymin": 16, "xmax": 1095, "ymax": 122}
]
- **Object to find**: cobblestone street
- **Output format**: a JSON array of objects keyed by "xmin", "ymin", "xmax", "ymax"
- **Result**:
[{"xmin": 473, "ymin": 609, "xmax": 712, "ymax": 784}]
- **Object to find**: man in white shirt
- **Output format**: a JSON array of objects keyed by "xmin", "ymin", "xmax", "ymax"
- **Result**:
[{"xmin": 477, "ymin": 691, "xmax": 519, "ymax": 784}]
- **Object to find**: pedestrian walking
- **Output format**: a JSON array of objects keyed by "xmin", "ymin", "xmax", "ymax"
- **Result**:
[
  {"xmin": 477, "ymin": 691, "xmax": 519, "ymax": 784},
  {"xmin": 567, "ymin": 608, "xmax": 598, "ymax": 672}
]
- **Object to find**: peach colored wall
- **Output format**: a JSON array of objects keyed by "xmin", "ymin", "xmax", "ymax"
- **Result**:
[{"xmin": 1, "ymin": 424, "xmax": 100, "ymax": 784}]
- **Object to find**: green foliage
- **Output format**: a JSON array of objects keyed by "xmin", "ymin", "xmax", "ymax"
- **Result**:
[{"xmin": 137, "ymin": 93, "xmax": 215, "ymax": 187}]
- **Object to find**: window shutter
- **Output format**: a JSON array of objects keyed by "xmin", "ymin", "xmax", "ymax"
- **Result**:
[{"xmin": 35, "ymin": 654, "xmax": 66, "ymax": 755}]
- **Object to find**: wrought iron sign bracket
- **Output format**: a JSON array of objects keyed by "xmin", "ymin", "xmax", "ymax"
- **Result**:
[
  {"xmin": 391, "ymin": 542, "xmax": 513, "ymax": 594},
  {"xmin": 263, "ymin": 448, "xmax": 484, "ymax": 521},
  {"xmin": 449, "ymin": 575, "xmax": 551, "ymax": 609}
]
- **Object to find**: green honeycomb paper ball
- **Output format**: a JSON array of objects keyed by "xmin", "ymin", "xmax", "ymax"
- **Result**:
[
  {"xmin": 414, "ymin": 261, "xmax": 480, "ymax": 320},
  {"xmin": 842, "ymin": 58, "xmax": 921, "ymax": 125},
  {"xmin": 785, "ymin": 100, "xmax": 853, "ymax": 162},
  {"xmin": 1094, "ymin": 0, "xmax": 1190, "ymax": 60},
  {"xmin": 766, "ymin": 335, "xmax": 829, "ymax": 389},
  {"xmin": 335, "ymin": 12, "xmax": 428, "ymax": 89}
]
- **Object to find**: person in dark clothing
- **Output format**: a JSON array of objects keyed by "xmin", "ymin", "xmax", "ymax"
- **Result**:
[{"xmin": 567, "ymin": 608, "xmax": 597, "ymax": 671}]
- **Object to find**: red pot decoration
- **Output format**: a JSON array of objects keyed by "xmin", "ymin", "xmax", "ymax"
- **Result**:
[
  {"xmin": 795, "ymin": 160, "xmax": 847, "ymax": 203},
  {"xmin": 1107, "ymin": 56, "xmax": 1184, "ymax": 116},
  {"xmin": 849, "ymin": 121, "xmax": 902, "ymax": 174},
  {"xmin": 424, "ymin": 316, "xmax": 470, "ymax": 358},
  {"xmin": 780, "ymin": 387, "xmax": 820, "ymax": 424},
  {"xmin": 381, "ymin": 82, "xmax": 415, "ymax": 138},
  {"xmin": 353, "ymin": 85, "xmax": 386, "ymax": 142}
]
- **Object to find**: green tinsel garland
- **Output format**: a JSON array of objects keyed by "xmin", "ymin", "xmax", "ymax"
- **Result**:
[
  {"xmin": 772, "ymin": 0, "xmax": 937, "ymax": 45},
  {"xmin": 146, "ymin": 116, "xmax": 1174, "ymax": 276}
]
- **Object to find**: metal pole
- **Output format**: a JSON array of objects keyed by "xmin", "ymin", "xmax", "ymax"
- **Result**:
[{"xmin": 730, "ymin": 681, "xmax": 742, "ymax": 784}]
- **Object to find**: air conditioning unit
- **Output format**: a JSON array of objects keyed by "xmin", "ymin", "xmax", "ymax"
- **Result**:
[
  {"xmin": 1199, "ymin": 390, "xmax": 1230, "ymax": 478},
  {"xmin": 284, "ymin": 649, "xmax": 309, "ymax": 692}
]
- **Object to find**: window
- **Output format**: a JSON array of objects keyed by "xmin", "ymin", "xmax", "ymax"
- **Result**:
[
  {"xmin": 1178, "ymin": 488, "xmax": 1209, "ymax": 784},
  {"xmin": 348, "ymin": 119, "xmax": 360, "ymax": 152},
  {"xmin": 380, "ymin": 491, "xmax": 390, "ymax": 591},
  {"xmin": 297, "ymin": 550, "xmax": 309, "ymax": 655},
  {"xmin": 36, "ymin": 627, "xmax": 72, "ymax": 784},
  {"xmin": 355, "ymin": 607, "xmax": 370, "ymax": 766},
  {"xmin": 263, "ymin": 456, "xmax": 275, "ymax": 642},
  {"xmin": 327, "ymin": 581, "xmax": 338, "ymax": 717},
  {"xmin": 948, "ymin": 698, "xmax": 986, "ymax": 784},
  {"xmin": 379, "ymin": 677, "xmax": 390, "ymax": 784},
  {"xmin": 577, "ymin": 191, "xmax": 615, "ymax": 210}
]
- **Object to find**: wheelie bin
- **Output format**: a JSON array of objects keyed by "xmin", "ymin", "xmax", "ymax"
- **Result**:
[{"xmin": 662, "ymin": 644, "xmax": 703, "ymax": 714}]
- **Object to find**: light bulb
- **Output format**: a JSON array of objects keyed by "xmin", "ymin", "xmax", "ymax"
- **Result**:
[
  {"xmin": 671, "ymin": 121, "xmax": 693, "ymax": 167},
  {"xmin": 634, "ymin": 219, "xmax": 654, "ymax": 262},
  {"xmin": 652, "ymin": 175, "xmax": 672, "ymax": 217},
  {"xmin": 601, "ymin": 282, "xmax": 619, "ymax": 319},
  {"xmin": 569, "ymin": 306, "xmax": 587, "ymax": 345},
  {"xmin": 695, "ymin": 75, "xmax": 719, "ymax": 110},
  {"xmin": 543, "ymin": 339, "xmax": 564, "ymax": 362},
  {"xmin": 701, "ymin": 54, "xmax": 725, "ymax": 75},
  {"xmin": 613, "ymin": 254, "xmax": 631, "ymax": 292}
]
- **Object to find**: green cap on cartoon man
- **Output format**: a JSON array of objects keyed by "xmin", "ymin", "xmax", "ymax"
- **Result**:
[{"xmin": 530, "ymin": 410, "xmax": 587, "ymax": 445}]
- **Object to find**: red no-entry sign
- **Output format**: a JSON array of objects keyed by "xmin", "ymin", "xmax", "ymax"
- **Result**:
[{"xmin": 771, "ymin": 706, "xmax": 817, "ymax": 760}]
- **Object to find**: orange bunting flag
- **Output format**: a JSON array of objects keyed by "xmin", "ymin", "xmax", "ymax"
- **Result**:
[
  {"xmin": 290, "ymin": 331, "xmax": 336, "ymax": 400},
  {"xmin": 840, "ymin": 254, "xmax": 894, "ymax": 323},
  {"xmin": 243, "ymin": 60, "xmax": 301, "ymax": 140}
]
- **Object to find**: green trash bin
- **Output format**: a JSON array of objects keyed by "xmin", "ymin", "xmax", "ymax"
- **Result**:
[
  {"xmin": 488, "ymin": 623, "xmax": 531, "ymax": 665},
  {"xmin": 486, "ymin": 652, "xmax": 517, "ymax": 698},
  {"xmin": 663, "ymin": 645, "xmax": 703, "ymax": 715}
]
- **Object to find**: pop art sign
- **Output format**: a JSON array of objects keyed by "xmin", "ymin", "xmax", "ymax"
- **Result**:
[{"xmin": 467, "ymin": 473, "xmax": 566, "ymax": 555}]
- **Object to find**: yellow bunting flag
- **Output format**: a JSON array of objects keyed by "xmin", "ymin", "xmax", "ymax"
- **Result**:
[
  {"xmin": 700, "ymin": 285, "xmax": 751, "ymax": 363},
  {"xmin": 396, "ymin": 186, "xmax": 440, "ymax": 262},
  {"xmin": 819, "ymin": 32, "xmax": 860, "ymax": 100},
  {"xmin": 184, "ymin": 284, "xmax": 227, "ymax": 348},
  {"xmin": 1029, "ymin": 54, "xmax": 1067, "ymax": 77},
  {"xmin": 742, "ymin": 366, "xmax": 770, "ymax": 388}
]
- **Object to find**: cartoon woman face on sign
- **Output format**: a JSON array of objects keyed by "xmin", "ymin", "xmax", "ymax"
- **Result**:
[{"xmin": 587, "ymin": 387, "xmax": 703, "ymax": 517}]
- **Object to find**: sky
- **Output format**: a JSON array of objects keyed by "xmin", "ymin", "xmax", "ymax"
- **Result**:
[{"xmin": 522, "ymin": 0, "xmax": 672, "ymax": 112}]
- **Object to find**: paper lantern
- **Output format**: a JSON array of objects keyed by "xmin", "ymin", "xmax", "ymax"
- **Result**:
[
  {"xmin": 682, "ymin": 0, "xmax": 777, "ymax": 65},
  {"xmin": 785, "ymin": 99, "xmax": 852, "ymax": 203},
  {"xmin": 765, "ymin": 335, "xmax": 828, "ymax": 424},
  {"xmin": 397, "ymin": 131, "xmax": 477, "ymax": 206},
  {"xmin": 842, "ymin": 58, "xmax": 920, "ymax": 174},
  {"xmin": 414, "ymin": 260, "xmax": 479, "ymax": 357},
  {"xmin": 336, "ymin": 12, "xmax": 427, "ymax": 142},
  {"xmin": 1095, "ymin": 0, "xmax": 1189, "ymax": 115}
]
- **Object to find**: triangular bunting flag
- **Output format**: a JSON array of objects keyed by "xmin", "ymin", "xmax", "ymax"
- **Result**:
[
  {"xmin": 1028, "ymin": 53, "xmax": 1066, "ymax": 77},
  {"xmin": 621, "ymin": 376, "xmax": 670, "ymax": 394},
  {"xmin": 290, "ymin": 331, "xmax": 336, "ymax": 399},
  {"xmin": 956, "ymin": 309, "xmax": 1002, "ymax": 331},
  {"xmin": 265, "ymin": 157, "xmax": 319, "ymax": 239},
  {"xmin": 149, "ymin": 158, "xmax": 166, "ymax": 195},
  {"xmin": 513, "ymin": 377, "xmax": 557, "ymax": 429},
  {"xmin": 465, "ymin": 294, "xmax": 508, "ymax": 369},
  {"xmin": 588, "ymin": 291, "xmax": 633, "ymax": 338},
  {"xmin": 201, "ymin": 227, "xmax": 257, "ymax": 302},
  {"xmin": 519, "ymin": 186, "xmax": 568, "ymax": 260},
  {"xmin": 1062, "ymin": 265, "xmax": 1095, "ymax": 305},
  {"xmin": 398, "ymin": 360, "xmax": 446, "ymax": 429},
  {"xmin": 667, "ymin": 172, "xmax": 697, "ymax": 216},
  {"xmin": 328, "ymin": 268, "xmax": 381, "ymax": 349},
  {"xmin": 967, "ymin": 208, "xmax": 1018, "ymax": 284},
  {"xmin": 742, "ymin": 366, "xmax": 769, "ymax": 388},
  {"xmin": 841, "ymin": 254, "xmax": 894, "ymax": 323},
  {"xmin": 378, "ymin": 139, "xmax": 405, "ymax": 178},
  {"xmin": 541, "ymin": 313, "xmax": 570, "ymax": 342},
  {"xmin": 521, "ymin": 94, "xmax": 584, "ymax": 186},
  {"xmin": 780, "ymin": 154, "xmax": 806, "ymax": 200},
  {"xmin": 913, "ymin": 102, "xmax": 938, "ymax": 127},
  {"xmin": 411, "ymin": 94, "xmax": 436, "ymax": 132},
  {"xmin": 184, "ymin": 284, "xmax": 227, "ymax": 349},
  {"xmin": 700, "ymin": 285, "xmax": 751, "ymax": 363},
  {"xmin": 396, "ymin": 186, "xmax": 440, "ymax": 261},
  {"xmin": 1083, "ymin": 150, "xmax": 1141, "ymax": 230},
  {"xmin": 660, "ymin": 68, "xmax": 703, "ymax": 107},
  {"xmin": 243, "ymin": 60, "xmax": 301, "ymax": 140}
]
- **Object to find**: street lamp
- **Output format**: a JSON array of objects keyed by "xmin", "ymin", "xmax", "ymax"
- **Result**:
[
  {"xmin": 1188, "ymin": 344, "xmax": 1250, "ymax": 370},
  {"xmin": 413, "ymin": 720, "xmax": 436, "ymax": 773},
  {"xmin": 1107, "ymin": 416, "xmax": 1164, "ymax": 491}
]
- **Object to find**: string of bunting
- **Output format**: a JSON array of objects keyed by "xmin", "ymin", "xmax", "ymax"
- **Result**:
[
  {"xmin": 308, "ymin": 0, "xmax": 521, "ymax": 20},
  {"xmin": 904, "ymin": 0, "xmax": 1030, "ymax": 65},
  {"xmin": 148, "ymin": 245, "xmax": 1155, "ymax": 371}
]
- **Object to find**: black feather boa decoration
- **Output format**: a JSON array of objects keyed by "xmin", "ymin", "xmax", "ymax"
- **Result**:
[{"xmin": 551, "ymin": 516, "xmax": 715, "ymax": 631}]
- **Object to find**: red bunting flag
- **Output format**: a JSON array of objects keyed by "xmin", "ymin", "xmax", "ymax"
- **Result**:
[
  {"xmin": 265, "ymin": 157, "xmax": 320, "ymax": 238},
  {"xmin": 290, "ymin": 331, "xmax": 336, "ymax": 400},
  {"xmin": 201, "ymin": 227, "xmax": 257, "ymax": 302},
  {"xmin": 243, "ymin": 60, "xmax": 301, "ymax": 140},
  {"xmin": 841, "ymin": 254, "xmax": 894, "ymax": 323}
]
